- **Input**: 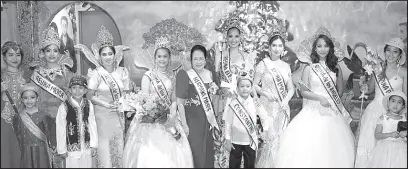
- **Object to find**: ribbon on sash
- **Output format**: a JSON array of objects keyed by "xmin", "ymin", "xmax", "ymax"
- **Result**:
[
  {"xmin": 186, "ymin": 69, "xmax": 220, "ymax": 132},
  {"xmin": 310, "ymin": 63, "xmax": 352, "ymax": 124},
  {"xmin": 19, "ymin": 112, "xmax": 53, "ymax": 167},
  {"xmin": 263, "ymin": 60, "xmax": 290, "ymax": 127},
  {"xmin": 145, "ymin": 71, "xmax": 172, "ymax": 108},
  {"xmin": 229, "ymin": 98, "xmax": 258, "ymax": 150},
  {"xmin": 31, "ymin": 71, "xmax": 67, "ymax": 101},
  {"xmin": 373, "ymin": 70, "xmax": 394, "ymax": 96},
  {"xmin": 97, "ymin": 67, "xmax": 125, "ymax": 131}
]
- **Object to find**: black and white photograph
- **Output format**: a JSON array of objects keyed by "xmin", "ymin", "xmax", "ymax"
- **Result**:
[{"xmin": 1, "ymin": 1, "xmax": 407, "ymax": 168}]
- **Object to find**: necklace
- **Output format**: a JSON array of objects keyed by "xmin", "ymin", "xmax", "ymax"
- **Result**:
[{"xmin": 154, "ymin": 68, "xmax": 171, "ymax": 79}]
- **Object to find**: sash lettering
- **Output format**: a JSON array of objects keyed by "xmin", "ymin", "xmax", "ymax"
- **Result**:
[
  {"xmin": 263, "ymin": 60, "xmax": 289, "ymax": 126},
  {"xmin": 97, "ymin": 67, "xmax": 125, "ymax": 130},
  {"xmin": 19, "ymin": 112, "xmax": 53, "ymax": 166},
  {"xmin": 310, "ymin": 63, "xmax": 352, "ymax": 124},
  {"xmin": 373, "ymin": 71, "xmax": 394, "ymax": 96},
  {"xmin": 145, "ymin": 71, "xmax": 171, "ymax": 108},
  {"xmin": 229, "ymin": 99, "xmax": 258, "ymax": 150},
  {"xmin": 221, "ymin": 52, "xmax": 233, "ymax": 83},
  {"xmin": 31, "ymin": 71, "xmax": 67, "ymax": 101},
  {"xmin": 186, "ymin": 69, "xmax": 219, "ymax": 131}
]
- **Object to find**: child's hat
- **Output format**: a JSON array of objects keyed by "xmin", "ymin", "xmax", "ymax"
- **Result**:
[
  {"xmin": 69, "ymin": 75, "xmax": 88, "ymax": 88},
  {"xmin": 20, "ymin": 83, "xmax": 40, "ymax": 97},
  {"xmin": 382, "ymin": 90, "xmax": 407, "ymax": 110},
  {"xmin": 236, "ymin": 71, "xmax": 253, "ymax": 85}
]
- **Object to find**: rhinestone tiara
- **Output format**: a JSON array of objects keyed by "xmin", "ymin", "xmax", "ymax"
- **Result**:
[
  {"xmin": 269, "ymin": 18, "xmax": 287, "ymax": 41},
  {"xmin": 41, "ymin": 27, "xmax": 60, "ymax": 49},
  {"xmin": 96, "ymin": 25, "xmax": 114, "ymax": 48},
  {"xmin": 154, "ymin": 36, "xmax": 171, "ymax": 51},
  {"xmin": 223, "ymin": 16, "xmax": 244, "ymax": 36}
]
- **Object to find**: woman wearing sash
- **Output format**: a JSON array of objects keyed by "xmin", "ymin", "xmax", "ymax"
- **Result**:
[
  {"xmin": 212, "ymin": 18, "xmax": 256, "ymax": 168},
  {"xmin": 76, "ymin": 25, "xmax": 130, "ymax": 168},
  {"xmin": 176, "ymin": 45, "xmax": 219, "ymax": 168},
  {"xmin": 30, "ymin": 27, "xmax": 74, "ymax": 168},
  {"xmin": 122, "ymin": 36, "xmax": 193, "ymax": 168},
  {"xmin": 13, "ymin": 83, "xmax": 52, "ymax": 168},
  {"xmin": 254, "ymin": 33, "xmax": 295, "ymax": 168},
  {"xmin": 275, "ymin": 27, "xmax": 355, "ymax": 168},
  {"xmin": 355, "ymin": 37, "xmax": 407, "ymax": 168},
  {"xmin": 1, "ymin": 41, "xmax": 25, "ymax": 168}
]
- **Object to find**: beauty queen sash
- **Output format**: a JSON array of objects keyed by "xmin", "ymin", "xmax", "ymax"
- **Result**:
[
  {"xmin": 229, "ymin": 98, "xmax": 258, "ymax": 150},
  {"xmin": 310, "ymin": 63, "xmax": 352, "ymax": 124},
  {"xmin": 145, "ymin": 71, "xmax": 172, "ymax": 108},
  {"xmin": 186, "ymin": 69, "xmax": 219, "ymax": 131},
  {"xmin": 19, "ymin": 112, "xmax": 53, "ymax": 167},
  {"xmin": 373, "ymin": 70, "xmax": 394, "ymax": 96},
  {"xmin": 221, "ymin": 52, "xmax": 233, "ymax": 83},
  {"xmin": 263, "ymin": 60, "xmax": 290, "ymax": 127},
  {"xmin": 31, "ymin": 71, "xmax": 67, "ymax": 101},
  {"xmin": 97, "ymin": 67, "xmax": 125, "ymax": 130}
]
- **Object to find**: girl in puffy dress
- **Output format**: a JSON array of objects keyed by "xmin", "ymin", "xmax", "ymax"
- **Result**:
[
  {"xmin": 368, "ymin": 91, "xmax": 407, "ymax": 168},
  {"xmin": 122, "ymin": 37, "xmax": 193, "ymax": 168},
  {"xmin": 356, "ymin": 37, "xmax": 407, "ymax": 168},
  {"xmin": 275, "ymin": 28, "xmax": 355, "ymax": 168}
]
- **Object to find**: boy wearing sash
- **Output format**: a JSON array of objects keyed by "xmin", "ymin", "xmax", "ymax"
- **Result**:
[
  {"xmin": 56, "ymin": 75, "xmax": 98, "ymax": 168},
  {"xmin": 12, "ymin": 83, "xmax": 52, "ymax": 168},
  {"xmin": 223, "ymin": 72, "xmax": 269, "ymax": 168}
]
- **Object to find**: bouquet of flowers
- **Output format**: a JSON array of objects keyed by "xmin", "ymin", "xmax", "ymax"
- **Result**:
[
  {"xmin": 208, "ymin": 82, "xmax": 219, "ymax": 95},
  {"xmin": 121, "ymin": 92, "xmax": 181, "ymax": 140}
]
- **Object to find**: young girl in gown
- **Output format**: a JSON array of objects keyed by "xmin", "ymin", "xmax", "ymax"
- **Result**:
[
  {"xmin": 275, "ymin": 27, "xmax": 355, "ymax": 168},
  {"xmin": 368, "ymin": 91, "xmax": 407, "ymax": 168},
  {"xmin": 122, "ymin": 36, "xmax": 193, "ymax": 168},
  {"xmin": 356, "ymin": 37, "xmax": 407, "ymax": 168},
  {"xmin": 1, "ymin": 41, "xmax": 25, "ymax": 168},
  {"xmin": 13, "ymin": 83, "xmax": 51, "ymax": 168}
]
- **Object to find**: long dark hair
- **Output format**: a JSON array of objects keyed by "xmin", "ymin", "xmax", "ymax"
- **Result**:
[
  {"xmin": 310, "ymin": 34, "xmax": 339, "ymax": 75},
  {"xmin": 268, "ymin": 35, "xmax": 285, "ymax": 47},
  {"xmin": 190, "ymin": 45, "xmax": 207, "ymax": 62}
]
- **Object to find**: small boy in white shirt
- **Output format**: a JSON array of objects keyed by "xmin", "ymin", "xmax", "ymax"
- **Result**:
[
  {"xmin": 223, "ymin": 72, "xmax": 270, "ymax": 168},
  {"xmin": 56, "ymin": 75, "xmax": 98, "ymax": 168}
]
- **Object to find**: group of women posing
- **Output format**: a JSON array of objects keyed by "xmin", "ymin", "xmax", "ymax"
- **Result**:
[{"xmin": 2, "ymin": 19, "xmax": 407, "ymax": 168}]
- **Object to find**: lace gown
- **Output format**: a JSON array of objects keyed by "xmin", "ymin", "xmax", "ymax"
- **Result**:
[
  {"xmin": 1, "ymin": 70, "xmax": 24, "ymax": 168},
  {"xmin": 368, "ymin": 114, "xmax": 407, "ymax": 168},
  {"xmin": 255, "ymin": 58, "xmax": 292, "ymax": 168},
  {"xmin": 87, "ymin": 67, "xmax": 129, "ymax": 168},
  {"xmin": 122, "ymin": 71, "xmax": 193, "ymax": 168},
  {"xmin": 355, "ymin": 75, "xmax": 403, "ymax": 168},
  {"xmin": 275, "ymin": 64, "xmax": 355, "ymax": 168}
]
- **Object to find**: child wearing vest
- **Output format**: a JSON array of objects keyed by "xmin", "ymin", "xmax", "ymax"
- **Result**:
[
  {"xmin": 56, "ymin": 75, "xmax": 98, "ymax": 168},
  {"xmin": 368, "ymin": 91, "xmax": 407, "ymax": 168},
  {"xmin": 223, "ymin": 72, "xmax": 270, "ymax": 168}
]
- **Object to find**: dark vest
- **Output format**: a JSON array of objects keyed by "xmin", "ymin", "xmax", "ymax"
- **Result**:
[{"xmin": 64, "ymin": 98, "xmax": 90, "ymax": 152}]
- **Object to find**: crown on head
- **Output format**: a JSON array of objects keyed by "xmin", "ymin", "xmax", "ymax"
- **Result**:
[
  {"xmin": 1, "ymin": 41, "xmax": 22, "ymax": 54},
  {"xmin": 96, "ymin": 25, "xmax": 114, "ymax": 48},
  {"xmin": 69, "ymin": 74, "xmax": 88, "ymax": 88},
  {"xmin": 20, "ymin": 82, "xmax": 40, "ymax": 97},
  {"xmin": 236, "ymin": 71, "xmax": 253, "ymax": 85},
  {"xmin": 224, "ymin": 17, "xmax": 244, "ymax": 36},
  {"xmin": 41, "ymin": 27, "xmax": 60, "ymax": 49},
  {"xmin": 269, "ymin": 18, "xmax": 287, "ymax": 41},
  {"xmin": 154, "ymin": 36, "xmax": 171, "ymax": 51}
]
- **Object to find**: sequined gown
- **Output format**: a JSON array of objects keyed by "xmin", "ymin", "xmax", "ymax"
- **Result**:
[
  {"xmin": 123, "ymin": 71, "xmax": 193, "ymax": 168},
  {"xmin": 355, "ymin": 74, "xmax": 404, "ymax": 168},
  {"xmin": 275, "ymin": 64, "xmax": 355, "ymax": 168},
  {"xmin": 1, "ymin": 70, "xmax": 24, "ymax": 168},
  {"xmin": 255, "ymin": 58, "xmax": 292, "ymax": 168},
  {"xmin": 87, "ymin": 67, "xmax": 129, "ymax": 168},
  {"xmin": 212, "ymin": 50, "xmax": 255, "ymax": 168},
  {"xmin": 33, "ymin": 66, "xmax": 73, "ymax": 168},
  {"xmin": 13, "ymin": 111, "xmax": 51, "ymax": 168},
  {"xmin": 176, "ymin": 69, "xmax": 215, "ymax": 168},
  {"xmin": 368, "ymin": 114, "xmax": 407, "ymax": 168}
]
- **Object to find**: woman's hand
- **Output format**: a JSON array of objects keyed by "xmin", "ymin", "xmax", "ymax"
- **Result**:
[
  {"xmin": 319, "ymin": 96, "xmax": 331, "ymax": 107},
  {"xmin": 264, "ymin": 92, "xmax": 277, "ymax": 102},
  {"xmin": 389, "ymin": 131, "xmax": 400, "ymax": 138},
  {"xmin": 106, "ymin": 101, "xmax": 118, "ymax": 110},
  {"xmin": 225, "ymin": 139, "xmax": 234, "ymax": 152}
]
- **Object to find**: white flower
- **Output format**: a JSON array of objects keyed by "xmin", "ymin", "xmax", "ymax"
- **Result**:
[{"xmin": 363, "ymin": 64, "xmax": 374, "ymax": 76}]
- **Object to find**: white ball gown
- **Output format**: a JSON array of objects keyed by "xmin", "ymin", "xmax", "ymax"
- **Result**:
[
  {"xmin": 275, "ymin": 65, "xmax": 355, "ymax": 168},
  {"xmin": 355, "ymin": 75, "xmax": 403, "ymax": 168}
]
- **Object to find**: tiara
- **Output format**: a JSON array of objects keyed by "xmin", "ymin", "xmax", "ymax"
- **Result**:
[
  {"xmin": 96, "ymin": 25, "xmax": 114, "ymax": 48},
  {"xmin": 269, "ymin": 18, "xmax": 287, "ymax": 41},
  {"xmin": 154, "ymin": 36, "xmax": 171, "ymax": 51},
  {"xmin": 236, "ymin": 71, "xmax": 253, "ymax": 84},
  {"xmin": 41, "ymin": 27, "xmax": 60, "ymax": 49},
  {"xmin": 1, "ymin": 41, "xmax": 22, "ymax": 54},
  {"xmin": 223, "ymin": 17, "xmax": 244, "ymax": 36}
]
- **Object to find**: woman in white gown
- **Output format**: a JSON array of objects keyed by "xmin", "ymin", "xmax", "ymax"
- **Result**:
[
  {"xmin": 275, "ymin": 27, "xmax": 355, "ymax": 168},
  {"xmin": 122, "ymin": 36, "xmax": 193, "ymax": 168},
  {"xmin": 355, "ymin": 37, "xmax": 407, "ymax": 168}
]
